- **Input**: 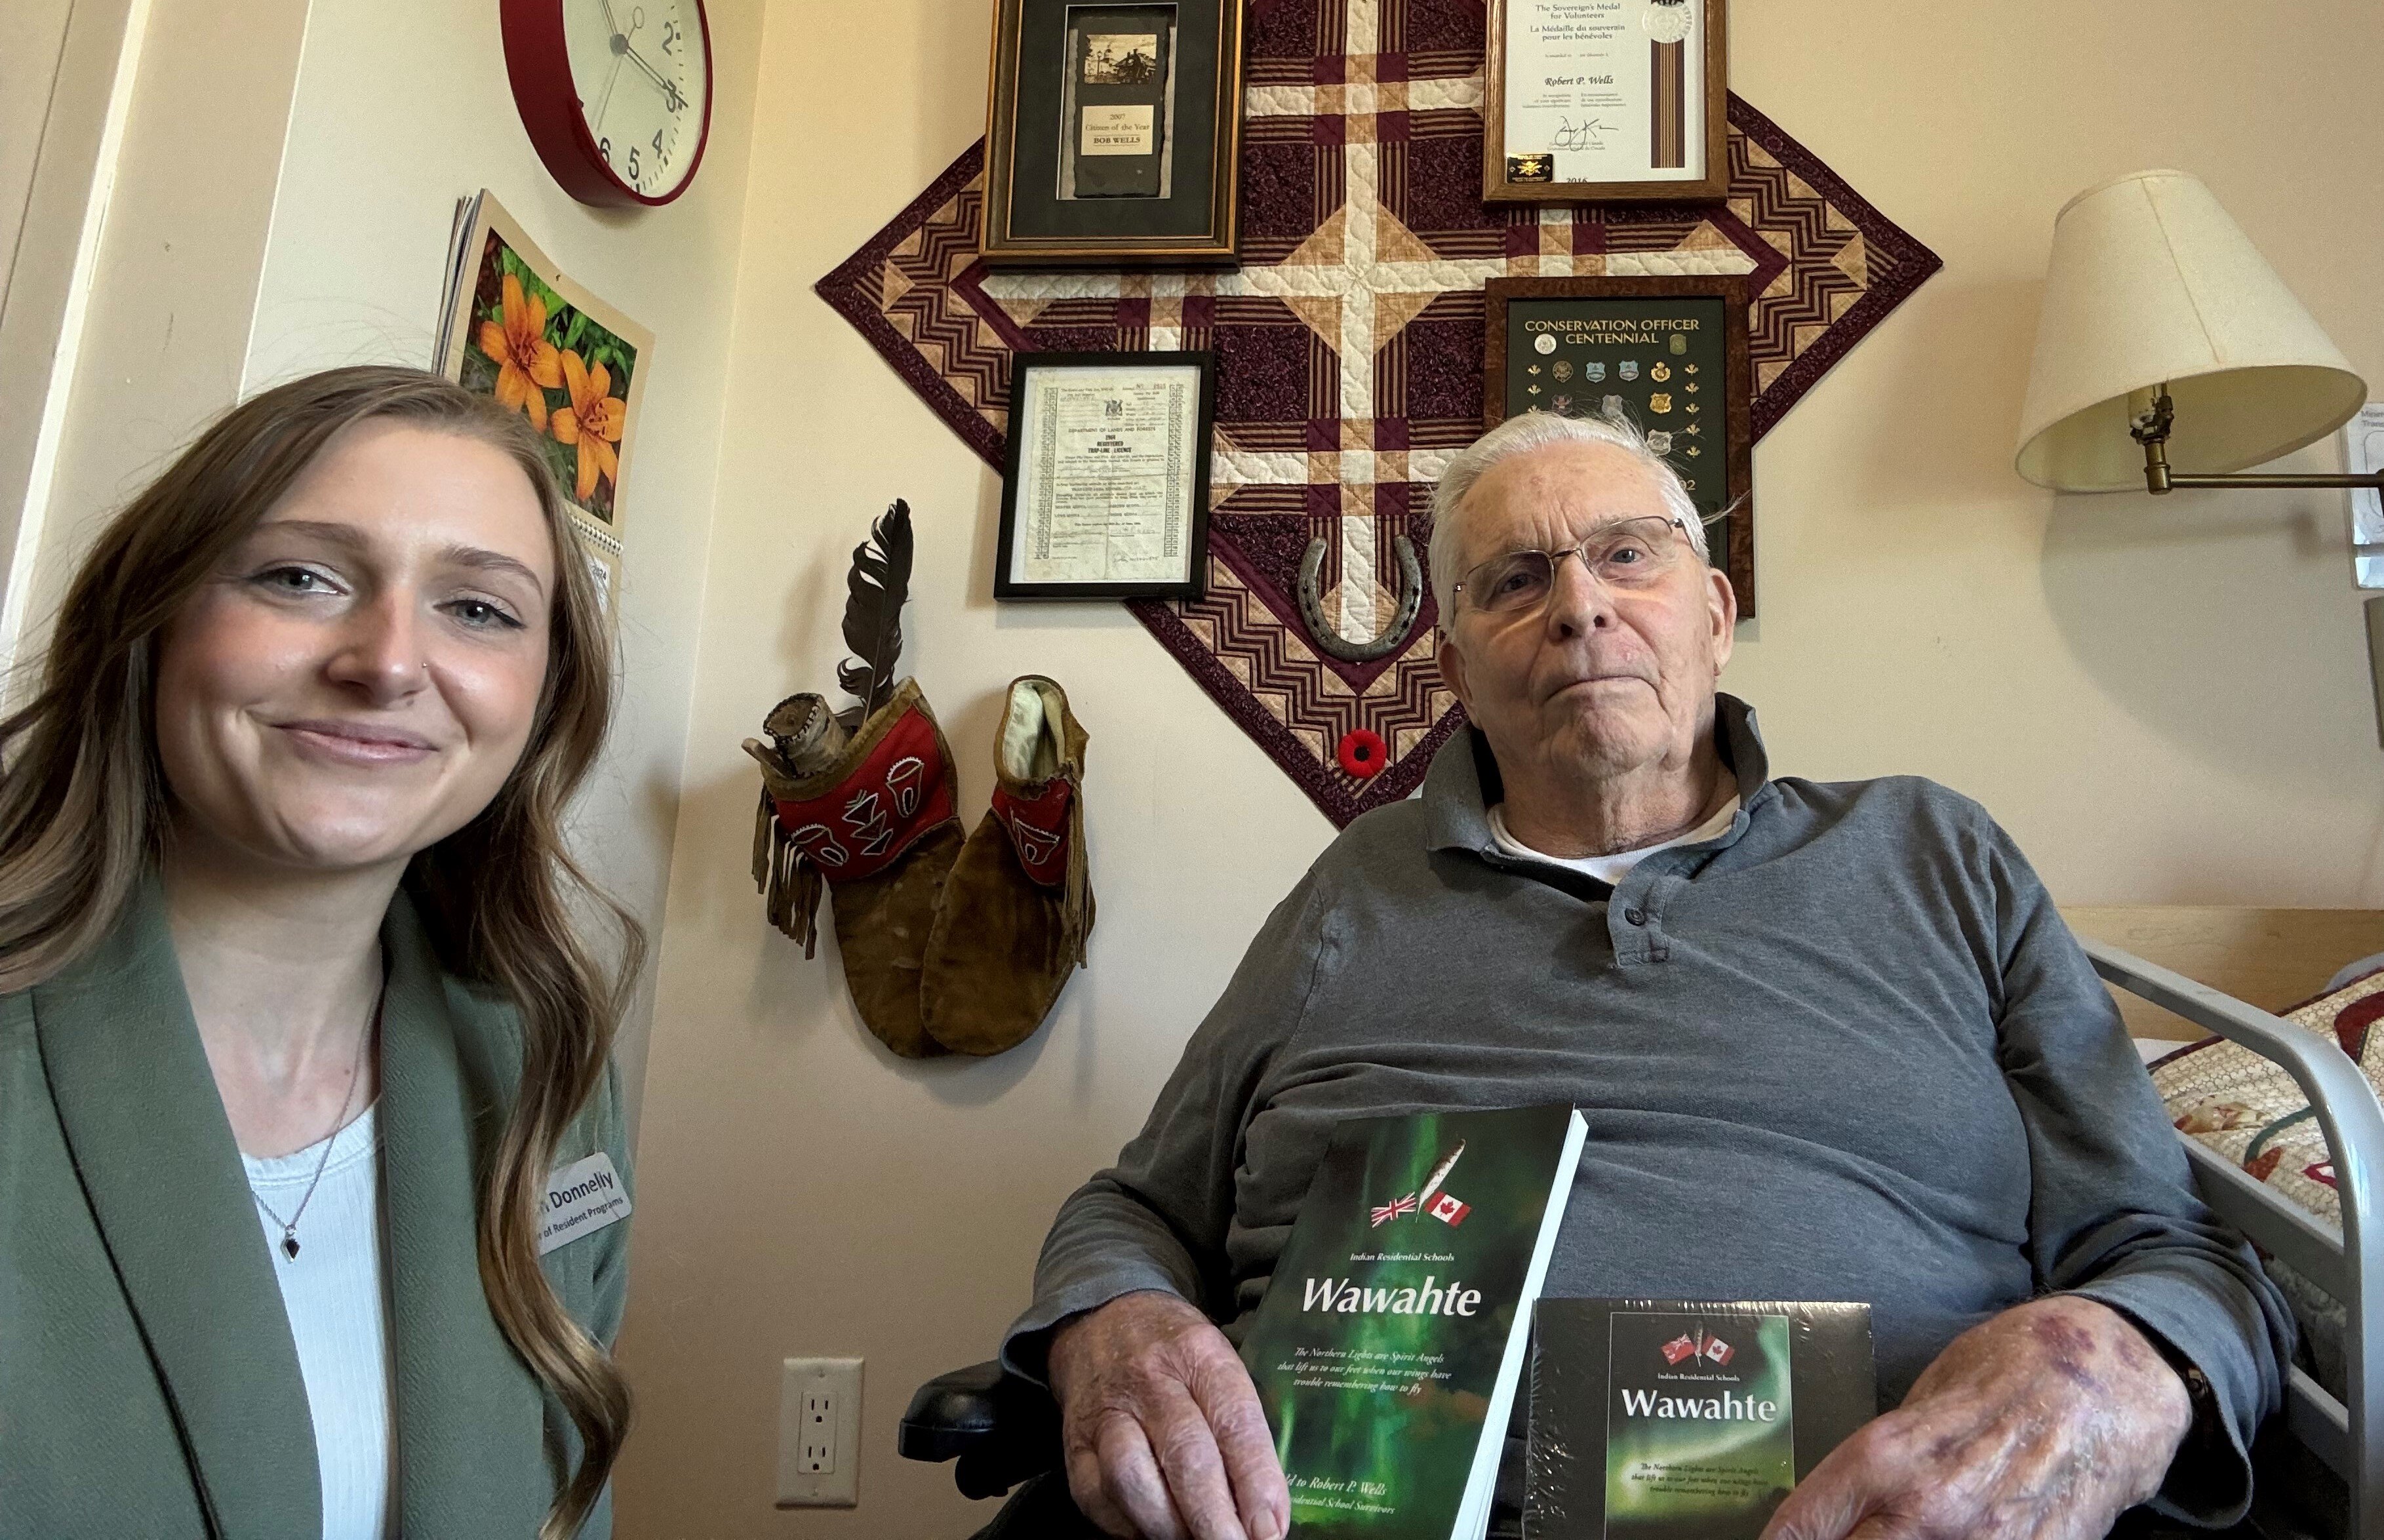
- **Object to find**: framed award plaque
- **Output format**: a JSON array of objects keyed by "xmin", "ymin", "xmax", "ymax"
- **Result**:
[
  {"xmin": 1483, "ymin": 275, "xmax": 1755, "ymax": 612},
  {"xmin": 1484, "ymin": 0, "xmax": 1729, "ymax": 204},
  {"xmin": 982, "ymin": 0, "xmax": 1245, "ymax": 266},
  {"xmin": 995, "ymin": 352, "xmax": 1217, "ymax": 601}
]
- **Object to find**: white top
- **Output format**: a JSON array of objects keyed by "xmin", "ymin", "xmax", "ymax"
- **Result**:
[
  {"xmin": 243, "ymin": 1104, "xmax": 397, "ymax": 1540},
  {"xmin": 1486, "ymin": 795, "xmax": 1742, "ymax": 886}
]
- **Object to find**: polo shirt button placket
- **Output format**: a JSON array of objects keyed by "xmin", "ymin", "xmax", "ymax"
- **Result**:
[{"xmin": 1612, "ymin": 898, "xmax": 1657, "ymax": 965}]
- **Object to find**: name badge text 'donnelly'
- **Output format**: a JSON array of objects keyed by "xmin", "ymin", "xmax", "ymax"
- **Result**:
[{"xmin": 539, "ymin": 1151, "xmax": 631, "ymax": 1255}]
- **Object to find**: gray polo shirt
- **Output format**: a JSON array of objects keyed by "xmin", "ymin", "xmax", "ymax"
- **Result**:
[{"xmin": 1005, "ymin": 695, "xmax": 2292, "ymax": 1524}]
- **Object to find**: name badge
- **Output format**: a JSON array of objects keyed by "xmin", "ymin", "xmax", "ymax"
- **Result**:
[{"xmin": 538, "ymin": 1152, "xmax": 631, "ymax": 1255}]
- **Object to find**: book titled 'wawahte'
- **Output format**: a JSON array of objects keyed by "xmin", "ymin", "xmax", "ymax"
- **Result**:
[
  {"xmin": 1524, "ymin": 1299, "xmax": 1875, "ymax": 1539},
  {"xmin": 1239, "ymin": 1105, "xmax": 1589, "ymax": 1540}
]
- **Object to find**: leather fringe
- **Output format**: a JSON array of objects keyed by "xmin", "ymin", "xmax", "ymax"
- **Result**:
[
  {"xmin": 751, "ymin": 783, "xmax": 773, "ymax": 892},
  {"xmin": 753, "ymin": 786, "xmax": 822, "ymax": 958},
  {"xmin": 1059, "ymin": 781, "xmax": 1091, "ymax": 967}
]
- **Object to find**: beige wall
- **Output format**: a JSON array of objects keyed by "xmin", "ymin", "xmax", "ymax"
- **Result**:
[
  {"xmin": 618, "ymin": 2, "xmax": 2384, "ymax": 1535},
  {"xmin": 239, "ymin": 0, "xmax": 767, "ymax": 1120}
]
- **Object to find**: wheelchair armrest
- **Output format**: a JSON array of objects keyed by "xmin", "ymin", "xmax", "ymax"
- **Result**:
[{"xmin": 898, "ymin": 1358, "xmax": 1063, "ymax": 1501}]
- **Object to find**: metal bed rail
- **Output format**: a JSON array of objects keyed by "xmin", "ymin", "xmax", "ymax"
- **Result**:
[{"xmin": 2085, "ymin": 939, "xmax": 2384, "ymax": 1537}]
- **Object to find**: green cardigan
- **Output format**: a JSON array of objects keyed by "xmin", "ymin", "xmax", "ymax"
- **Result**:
[{"xmin": 0, "ymin": 881, "xmax": 632, "ymax": 1538}]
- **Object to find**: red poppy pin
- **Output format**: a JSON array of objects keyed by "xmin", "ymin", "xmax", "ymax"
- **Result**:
[{"xmin": 1337, "ymin": 728, "xmax": 1387, "ymax": 779}]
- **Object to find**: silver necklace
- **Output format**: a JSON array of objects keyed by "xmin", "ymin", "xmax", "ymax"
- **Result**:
[{"xmin": 249, "ymin": 989, "xmax": 383, "ymax": 1263}]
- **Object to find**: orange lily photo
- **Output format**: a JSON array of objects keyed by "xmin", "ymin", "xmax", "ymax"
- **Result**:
[
  {"xmin": 477, "ymin": 272, "xmax": 565, "ymax": 433},
  {"xmin": 441, "ymin": 191, "xmax": 650, "ymax": 534},
  {"xmin": 553, "ymin": 349, "xmax": 627, "ymax": 503}
]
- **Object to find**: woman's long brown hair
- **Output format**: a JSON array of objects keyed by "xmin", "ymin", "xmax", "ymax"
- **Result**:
[{"xmin": 0, "ymin": 365, "xmax": 643, "ymax": 1537}]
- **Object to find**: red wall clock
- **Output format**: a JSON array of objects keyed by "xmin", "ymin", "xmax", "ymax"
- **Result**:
[{"xmin": 502, "ymin": 0, "xmax": 714, "ymax": 207}]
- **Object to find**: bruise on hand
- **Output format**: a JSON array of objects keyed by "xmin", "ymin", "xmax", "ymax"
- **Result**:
[
  {"xmin": 2028, "ymin": 1309, "xmax": 2109, "ymax": 1393},
  {"xmin": 1766, "ymin": 1301, "xmax": 2191, "ymax": 1540},
  {"xmin": 1922, "ymin": 1301, "xmax": 2185, "ymax": 1499}
]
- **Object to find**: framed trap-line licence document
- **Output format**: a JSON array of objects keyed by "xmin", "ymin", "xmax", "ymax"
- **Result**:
[
  {"xmin": 995, "ymin": 352, "xmax": 1217, "ymax": 601},
  {"xmin": 1484, "ymin": 0, "xmax": 1728, "ymax": 204},
  {"xmin": 981, "ymin": 0, "xmax": 1246, "ymax": 265}
]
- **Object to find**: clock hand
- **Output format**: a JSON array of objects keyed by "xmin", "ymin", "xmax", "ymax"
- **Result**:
[
  {"xmin": 616, "ymin": 38, "xmax": 685, "ymax": 111},
  {"xmin": 590, "ymin": 0, "xmax": 641, "ymax": 122},
  {"xmin": 619, "ymin": 41, "xmax": 668, "ymax": 88},
  {"xmin": 609, "ymin": 11, "xmax": 686, "ymax": 111},
  {"xmin": 591, "ymin": 49, "xmax": 628, "ymax": 132}
]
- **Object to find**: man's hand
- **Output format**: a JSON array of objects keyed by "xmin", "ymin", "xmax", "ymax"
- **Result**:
[
  {"xmin": 1760, "ymin": 1296, "xmax": 2194, "ymax": 1540},
  {"xmin": 1047, "ymin": 1290, "xmax": 1290, "ymax": 1540}
]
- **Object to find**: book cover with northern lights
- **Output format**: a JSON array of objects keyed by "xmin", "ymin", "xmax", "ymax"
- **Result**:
[
  {"xmin": 1524, "ymin": 1299, "xmax": 1874, "ymax": 1539},
  {"xmin": 1239, "ymin": 1105, "xmax": 1589, "ymax": 1539}
]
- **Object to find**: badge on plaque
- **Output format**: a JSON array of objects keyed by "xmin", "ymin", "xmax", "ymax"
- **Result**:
[
  {"xmin": 1585, "ymin": 360, "xmax": 1606, "ymax": 382},
  {"xmin": 1650, "ymin": 362, "xmax": 1671, "ymax": 382},
  {"xmin": 1619, "ymin": 360, "xmax": 1640, "ymax": 382},
  {"xmin": 1552, "ymin": 360, "xmax": 1574, "ymax": 382},
  {"xmin": 1648, "ymin": 392, "xmax": 1673, "ymax": 414},
  {"xmin": 1648, "ymin": 430, "xmax": 1673, "ymax": 454}
]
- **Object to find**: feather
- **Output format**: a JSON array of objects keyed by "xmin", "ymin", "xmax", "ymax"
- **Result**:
[{"xmin": 835, "ymin": 499, "xmax": 913, "ymax": 724}]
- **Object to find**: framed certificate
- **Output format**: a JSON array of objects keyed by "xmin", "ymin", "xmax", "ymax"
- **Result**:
[
  {"xmin": 982, "ymin": 0, "xmax": 1245, "ymax": 266},
  {"xmin": 1483, "ymin": 276, "xmax": 1755, "ymax": 613},
  {"xmin": 995, "ymin": 352, "xmax": 1216, "ymax": 601},
  {"xmin": 1483, "ymin": 0, "xmax": 1729, "ymax": 204}
]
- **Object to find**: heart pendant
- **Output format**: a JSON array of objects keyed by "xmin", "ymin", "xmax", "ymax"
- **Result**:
[{"xmin": 282, "ymin": 1234, "xmax": 301, "ymax": 1261}]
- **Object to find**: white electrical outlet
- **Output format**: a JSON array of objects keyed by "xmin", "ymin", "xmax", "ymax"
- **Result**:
[{"xmin": 776, "ymin": 1356, "xmax": 863, "ymax": 1507}]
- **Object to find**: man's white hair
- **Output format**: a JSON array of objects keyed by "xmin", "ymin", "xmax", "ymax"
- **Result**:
[{"xmin": 1427, "ymin": 410, "xmax": 1709, "ymax": 618}]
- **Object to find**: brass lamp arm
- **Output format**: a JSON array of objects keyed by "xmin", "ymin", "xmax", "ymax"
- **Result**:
[
  {"xmin": 2157, "ymin": 470, "xmax": 2384, "ymax": 492},
  {"xmin": 2130, "ymin": 387, "xmax": 2384, "ymax": 496}
]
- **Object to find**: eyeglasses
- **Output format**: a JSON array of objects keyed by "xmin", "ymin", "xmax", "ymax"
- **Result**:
[{"xmin": 1451, "ymin": 515, "xmax": 1698, "ymax": 616}]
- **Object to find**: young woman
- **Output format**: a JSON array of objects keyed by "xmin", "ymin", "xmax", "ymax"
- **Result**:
[{"xmin": 0, "ymin": 366, "xmax": 643, "ymax": 1539}]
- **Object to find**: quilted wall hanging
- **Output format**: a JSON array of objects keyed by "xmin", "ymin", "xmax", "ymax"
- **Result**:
[{"xmin": 818, "ymin": 0, "xmax": 1941, "ymax": 828}]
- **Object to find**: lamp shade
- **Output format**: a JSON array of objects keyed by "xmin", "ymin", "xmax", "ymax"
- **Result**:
[{"xmin": 2014, "ymin": 168, "xmax": 2366, "ymax": 491}]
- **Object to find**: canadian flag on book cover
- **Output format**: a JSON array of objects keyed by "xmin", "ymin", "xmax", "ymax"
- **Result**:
[
  {"xmin": 1428, "ymin": 1192, "xmax": 1471, "ymax": 1226},
  {"xmin": 1659, "ymin": 1329, "xmax": 1735, "ymax": 1366}
]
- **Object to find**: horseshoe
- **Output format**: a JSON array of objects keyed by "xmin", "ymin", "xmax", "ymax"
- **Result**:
[{"xmin": 1296, "ymin": 534, "xmax": 1425, "ymax": 663}]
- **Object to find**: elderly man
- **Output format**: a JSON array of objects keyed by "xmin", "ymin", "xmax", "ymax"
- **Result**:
[{"xmin": 992, "ymin": 412, "xmax": 2292, "ymax": 1540}]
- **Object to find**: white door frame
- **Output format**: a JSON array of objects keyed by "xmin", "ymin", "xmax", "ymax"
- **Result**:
[{"xmin": 0, "ymin": 0, "xmax": 311, "ymax": 680}]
